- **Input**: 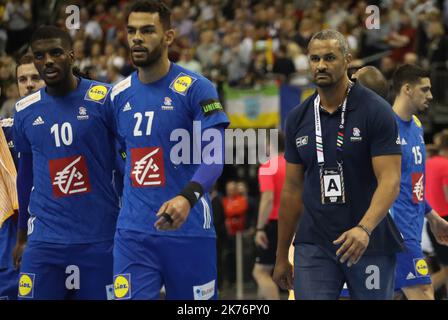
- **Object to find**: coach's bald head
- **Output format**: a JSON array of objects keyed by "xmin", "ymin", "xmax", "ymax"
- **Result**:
[{"xmin": 352, "ymin": 66, "xmax": 389, "ymax": 99}]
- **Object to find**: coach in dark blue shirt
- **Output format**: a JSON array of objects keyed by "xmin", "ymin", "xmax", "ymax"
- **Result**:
[{"xmin": 273, "ymin": 30, "xmax": 404, "ymax": 300}]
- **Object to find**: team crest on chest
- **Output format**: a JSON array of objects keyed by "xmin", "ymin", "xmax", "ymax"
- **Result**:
[{"xmin": 77, "ymin": 106, "xmax": 89, "ymax": 120}]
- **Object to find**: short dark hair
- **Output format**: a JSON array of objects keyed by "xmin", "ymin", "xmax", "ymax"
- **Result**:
[
  {"xmin": 30, "ymin": 25, "xmax": 73, "ymax": 49},
  {"xmin": 18, "ymin": 53, "xmax": 34, "ymax": 66},
  {"xmin": 392, "ymin": 64, "xmax": 430, "ymax": 95},
  {"xmin": 308, "ymin": 29, "xmax": 350, "ymax": 57},
  {"xmin": 356, "ymin": 66, "xmax": 389, "ymax": 98},
  {"xmin": 16, "ymin": 53, "xmax": 35, "ymax": 77},
  {"xmin": 126, "ymin": 0, "xmax": 172, "ymax": 30}
]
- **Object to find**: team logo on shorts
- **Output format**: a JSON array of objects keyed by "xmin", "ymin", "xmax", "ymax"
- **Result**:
[
  {"xmin": 114, "ymin": 274, "xmax": 131, "ymax": 300},
  {"xmin": 18, "ymin": 273, "xmax": 35, "ymax": 298},
  {"xmin": 130, "ymin": 147, "xmax": 165, "ymax": 187},
  {"xmin": 411, "ymin": 173, "xmax": 424, "ymax": 203},
  {"xmin": 169, "ymin": 73, "xmax": 196, "ymax": 96},
  {"xmin": 414, "ymin": 258, "xmax": 429, "ymax": 277},
  {"xmin": 84, "ymin": 84, "xmax": 109, "ymax": 104},
  {"xmin": 49, "ymin": 155, "xmax": 91, "ymax": 197}
]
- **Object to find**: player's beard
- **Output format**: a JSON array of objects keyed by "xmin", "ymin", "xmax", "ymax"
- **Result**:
[{"xmin": 131, "ymin": 39, "xmax": 164, "ymax": 68}]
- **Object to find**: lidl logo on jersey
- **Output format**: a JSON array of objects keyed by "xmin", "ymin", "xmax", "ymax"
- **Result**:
[
  {"xmin": 411, "ymin": 172, "xmax": 424, "ymax": 203},
  {"xmin": 130, "ymin": 147, "xmax": 165, "ymax": 187},
  {"xmin": 193, "ymin": 280, "xmax": 215, "ymax": 300},
  {"xmin": 48, "ymin": 155, "xmax": 91, "ymax": 197},
  {"xmin": 170, "ymin": 73, "xmax": 197, "ymax": 96},
  {"xmin": 18, "ymin": 273, "xmax": 35, "ymax": 298},
  {"xmin": 414, "ymin": 258, "xmax": 429, "ymax": 277},
  {"xmin": 84, "ymin": 84, "xmax": 110, "ymax": 104},
  {"xmin": 114, "ymin": 274, "xmax": 131, "ymax": 300},
  {"xmin": 77, "ymin": 106, "xmax": 89, "ymax": 120}
]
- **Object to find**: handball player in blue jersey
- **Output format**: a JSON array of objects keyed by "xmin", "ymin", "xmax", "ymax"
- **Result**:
[
  {"xmin": 0, "ymin": 55, "xmax": 44, "ymax": 300},
  {"xmin": 111, "ymin": 0, "xmax": 229, "ymax": 300},
  {"xmin": 13, "ymin": 26, "xmax": 121, "ymax": 299},
  {"xmin": 391, "ymin": 64, "xmax": 448, "ymax": 300}
]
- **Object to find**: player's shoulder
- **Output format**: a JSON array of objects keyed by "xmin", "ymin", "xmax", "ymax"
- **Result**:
[
  {"xmin": 81, "ymin": 78, "xmax": 112, "ymax": 105},
  {"xmin": 111, "ymin": 74, "xmax": 133, "ymax": 102},
  {"xmin": 15, "ymin": 90, "xmax": 43, "ymax": 113},
  {"xmin": 168, "ymin": 64, "xmax": 214, "ymax": 97}
]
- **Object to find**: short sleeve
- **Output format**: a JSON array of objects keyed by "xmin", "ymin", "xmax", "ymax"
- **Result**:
[
  {"xmin": 368, "ymin": 101, "xmax": 402, "ymax": 157},
  {"xmin": 13, "ymin": 113, "xmax": 31, "ymax": 153},
  {"xmin": 189, "ymin": 78, "xmax": 230, "ymax": 130},
  {"xmin": 258, "ymin": 161, "xmax": 274, "ymax": 192},
  {"xmin": 284, "ymin": 110, "xmax": 302, "ymax": 164}
]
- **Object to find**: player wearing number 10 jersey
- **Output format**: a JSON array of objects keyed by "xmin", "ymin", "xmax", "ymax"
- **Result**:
[{"xmin": 13, "ymin": 26, "xmax": 121, "ymax": 299}]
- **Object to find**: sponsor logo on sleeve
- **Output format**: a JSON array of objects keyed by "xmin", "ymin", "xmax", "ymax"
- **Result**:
[{"xmin": 201, "ymin": 99, "xmax": 223, "ymax": 117}]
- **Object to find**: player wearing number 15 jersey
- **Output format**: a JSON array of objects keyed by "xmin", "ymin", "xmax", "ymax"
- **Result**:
[
  {"xmin": 391, "ymin": 64, "xmax": 448, "ymax": 300},
  {"xmin": 111, "ymin": 1, "xmax": 229, "ymax": 300},
  {"xmin": 13, "ymin": 26, "xmax": 120, "ymax": 300}
]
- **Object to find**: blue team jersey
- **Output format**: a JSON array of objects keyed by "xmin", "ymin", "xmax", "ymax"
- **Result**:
[
  {"xmin": 391, "ymin": 115, "xmax": 427, "ymax": 242},
  {"xmin": 13, "ymin": 78, "xmax": 120, "ymax": 244},
  {"xmin": 111, "ymin": 63, "xmax": 229, "ymax": 238}
]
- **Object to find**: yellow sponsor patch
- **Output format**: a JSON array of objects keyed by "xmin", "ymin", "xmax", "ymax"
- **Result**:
[
  {"xmin": 414, "ymin": 258, "xmax": 429, "ymax": 276},
  {"xmin": 84, "ymin": 84, "xmax": 110, "ymax": 104},
  {"xmin": 170, "ymin": 73, "xmax": 197, "ymax": 95},
  {"xmin": 114, "ymin": 274, "xmax": 131, "ymax": 299},
  {"xmin": 18, "ymin": 273, "xmax": 35, "ymax": 298}
]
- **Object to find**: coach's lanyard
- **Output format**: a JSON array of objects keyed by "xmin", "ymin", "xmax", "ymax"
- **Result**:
[{"xmin": 313, "ymin": 82, "xmax": 353, "ymax": 166}]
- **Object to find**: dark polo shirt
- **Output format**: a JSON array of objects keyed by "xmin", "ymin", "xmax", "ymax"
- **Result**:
[{"xmin": 284, "ymin": 82, "xmax": 404, "ymax": 255}]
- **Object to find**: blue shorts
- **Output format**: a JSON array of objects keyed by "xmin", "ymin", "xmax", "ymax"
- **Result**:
[
  {"xmin": 113, "ymin": 228, "xmax": 217, "ymax": 300},
  {"xmin": 0, "ymin": 267, "xmax": 19, "ymax": 300},
  {"xmin": 395, "ymin": 240, "xmax": 431, "ymax": 291},
  {"xmin": 294, "ymin": 243, "xmax": 396, "ymax": 300},
  {"xmin": 18, "ymin": 240, "xmax": 114, "ymax": 300}
]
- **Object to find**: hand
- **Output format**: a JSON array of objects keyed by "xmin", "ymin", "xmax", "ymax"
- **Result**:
[
  {"xmin": 154, "ymin": 196, "xmax": 191, "ymax": 231},
  {"xmin": 273, "ymin": 258, "xmax": 294, "ymax": 290},
  {"xmin": 12, "ymin": 242, "xmax": 26, "ymax": 270},
  {"xmin": 428, "ymin": 216, "xmax": 448, "ymax": 246},
  {"xmin": 254, "ymin": 230, "xmax": 269, "ymax": 249},
  {"xmin": 333, "ymin": 226, "xmax": 370, "ymax": 267}
]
